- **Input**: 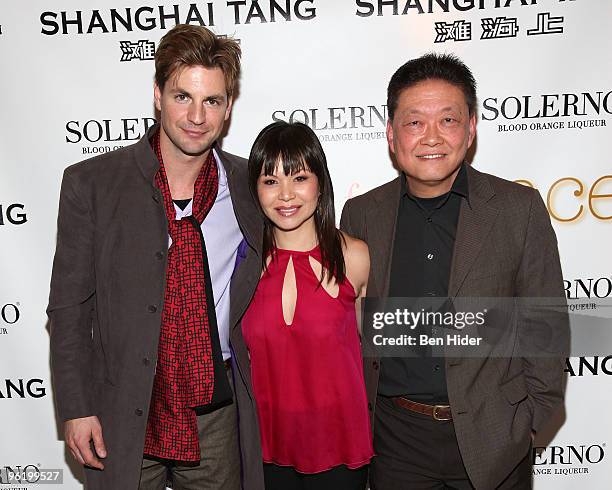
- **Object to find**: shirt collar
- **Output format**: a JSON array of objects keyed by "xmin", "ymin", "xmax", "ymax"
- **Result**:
[
  {"xmin": 213, "ymin": 147, "xmax": 228, "ymax": 189},
  {"xmin": 403, "ymin": 162, "xmax": 470, "ymax": 203},
  {"xmin": 173, "ymin": 148, "xmax": 226, "ymax": 219}
]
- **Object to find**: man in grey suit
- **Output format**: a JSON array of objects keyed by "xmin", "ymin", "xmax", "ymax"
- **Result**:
[
  {"xmin": 341, "ymin": 54, "xmax": 569, "ymax": 489},
  {"xmin": 47, "ymin": 25, "xmax": 262, "ymax": 489}
]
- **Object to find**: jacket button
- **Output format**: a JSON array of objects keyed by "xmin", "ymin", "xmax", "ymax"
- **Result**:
[
  {"xmin": 143, "ymin": 357, "xmax": 151, "ymax": 366},
  {"xmin": 368, "ymin": 402, "xmax": 373, "ymax": 411},
  {"xmin": 147, "ymin": 305, "xmax": 157, "ymax": 313},
  {"xmin": 135, "ymin": 408, "xmax": 143, "ymax": 416},
  {"xmin": 155, "ymin": 251, "xmax": 164, "ymax": 260},
  {"xmin": 372, "ymin": 361, "xmax": 379, "ymax": 370}
]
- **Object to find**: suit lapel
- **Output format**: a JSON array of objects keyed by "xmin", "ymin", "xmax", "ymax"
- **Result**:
[
  {"xmin": 369, "ymin": 177, "xmax": 403, "ymax": 298},
  {"xmin": 448, "ymin": 166, "xmax": 499, "ymax": 298},
  {"xmin": 228, "ymin": 249, "xmax": 259, "ymax": 399}
]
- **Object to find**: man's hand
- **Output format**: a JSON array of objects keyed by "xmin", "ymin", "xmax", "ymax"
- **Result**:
[{"xmin": 65, "ymin": 416, "xmax": 107, "ymax": 469}]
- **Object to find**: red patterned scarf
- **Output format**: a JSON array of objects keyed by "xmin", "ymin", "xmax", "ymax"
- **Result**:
[{"xmin": 144, "ymin": 131, "xmax": 220, "ymax": 461}]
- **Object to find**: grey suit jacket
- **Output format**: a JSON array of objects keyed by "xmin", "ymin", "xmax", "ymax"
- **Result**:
[
  {"xmin": 47, "ymin": 124, "xmax": 264, "ymax": 490},
  {"xmin": 340, "ymin": 165, "xmax": 569, "ymax": 489}
]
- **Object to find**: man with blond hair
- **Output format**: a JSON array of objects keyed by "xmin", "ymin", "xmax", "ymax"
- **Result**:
[{"xmin": 48, "ymin": 24, "xmax": 263, "ymax": 489}]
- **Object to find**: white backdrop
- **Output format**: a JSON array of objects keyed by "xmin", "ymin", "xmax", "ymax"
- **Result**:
[{"xmin": 1, "ymin": 0, "xmax": 611, "ymax": 488}]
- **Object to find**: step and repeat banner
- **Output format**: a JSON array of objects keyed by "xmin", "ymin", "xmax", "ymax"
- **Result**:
[{"xmin": 1, "ymin": 1, "xmax": 610, "ymax": 488}]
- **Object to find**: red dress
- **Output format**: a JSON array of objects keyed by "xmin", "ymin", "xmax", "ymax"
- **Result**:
[{"xmin": 242, "ymin": 246, "xmax": 374, "ymax": 473}]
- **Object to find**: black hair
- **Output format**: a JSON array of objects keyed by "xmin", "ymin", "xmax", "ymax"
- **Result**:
[
  {"xmin": 248, "ymin": 121, "xmax": 345, "ymax": 284},
  {"xmin": 387, "ymin": 53, "xmax": 477, "ymax": 120}
]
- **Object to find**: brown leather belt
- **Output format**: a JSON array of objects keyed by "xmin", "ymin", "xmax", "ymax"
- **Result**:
[{"xmin": 391, "ymin": 397, "xmax": 452, "ymax": 421}]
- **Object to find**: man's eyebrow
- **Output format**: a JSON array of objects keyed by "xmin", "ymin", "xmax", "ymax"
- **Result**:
[
  {"xmin": 167, "ymin": 88, "xmax": 227, "ymax": 100},
  {"xmin": 402, "ymin": 106, "xmax": 462, "ymax": 115},
  {"xmin": 440, "ymin": 106, "xmax": 465, "ymax": 114},
  {"xmin": 205, "ymin": 94, "xmax": 227, "ymax": 100},
  {"xmin": 168, "ymin": 87, "xmax": 191, "ymax": 96}
]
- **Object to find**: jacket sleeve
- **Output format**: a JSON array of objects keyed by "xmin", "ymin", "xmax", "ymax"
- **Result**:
[
  {"xmin": 47, "ymin": 168, "xmax": 96, "ymax": 421},
  {"xmin": 515, "ymin": 189, "xmax": 570, "ymax": 433},
  {"xmin": 340, "ymin": 197, "xmax": 363, "ymax": 240}
]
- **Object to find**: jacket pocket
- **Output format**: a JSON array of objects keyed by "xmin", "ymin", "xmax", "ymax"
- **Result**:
[{"xmin": 499, "ymin": 373, "xmax": 528, "ymax": 405}]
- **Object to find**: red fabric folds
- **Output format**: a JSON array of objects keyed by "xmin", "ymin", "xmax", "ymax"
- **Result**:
[
  {"xmin": 143, "ymin": 131, "xmax": 218, "ymax": 462},
  {"xmin": 243, "ymin": 246, "xmax": 374, "ymax": 473}
]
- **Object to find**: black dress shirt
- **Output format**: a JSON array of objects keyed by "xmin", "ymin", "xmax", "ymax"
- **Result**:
[{"xmin": 378, "ymin": 164, "xmax": 469, "ymax": 403}]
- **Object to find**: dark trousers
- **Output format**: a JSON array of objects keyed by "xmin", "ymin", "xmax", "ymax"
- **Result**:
[
  {"xmin": 263, "ymin": 463, "xmax": 368, "ymax": 490},
  {"xmin": 370, "ymin": 396, "xmax": 532, "ymax": 490},
  {"xmin": 138, "ymin": 367, "xmax": 240, "ymax": 490}
]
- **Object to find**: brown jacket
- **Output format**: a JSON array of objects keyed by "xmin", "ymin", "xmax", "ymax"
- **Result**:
[
  {"xmin": 47, "ymin": 124, "xmax": 264, "ymax": 489},
  {"xmin": 340, "ymin": 165, "xmax": 569, "ymax": 489}
]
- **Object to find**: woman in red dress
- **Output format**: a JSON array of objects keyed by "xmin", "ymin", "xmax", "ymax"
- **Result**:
[{"xmin": 242, "ymin": 121, "xmax": 374, "ymax": 490}]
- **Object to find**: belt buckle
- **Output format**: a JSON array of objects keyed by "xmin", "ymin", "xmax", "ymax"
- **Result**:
[{"xmin": 432, "ymin": 404, "xmax": 451, "ymax": 421}]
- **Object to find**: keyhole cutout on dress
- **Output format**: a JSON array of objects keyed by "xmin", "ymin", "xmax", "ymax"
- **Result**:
[
  {"xmin": 308, "ymin": 255, "xmax": 339, "ymax": 299},
  {"xmin": 282, "ymin": 256, "xmax": 297, "ymax": 326},
  {"xmin": 280, "ymin": 253, "xmax": 340, "ymax": 326}
]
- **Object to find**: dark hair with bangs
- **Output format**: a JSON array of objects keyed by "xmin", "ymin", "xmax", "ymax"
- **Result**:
[
  {"xmin": 387, "ymin": 53, "xmax": 477, "ymax": 120},
  {"xmin": 248, "ymin": 121, "xmax": 345, "ymax": 284}
]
